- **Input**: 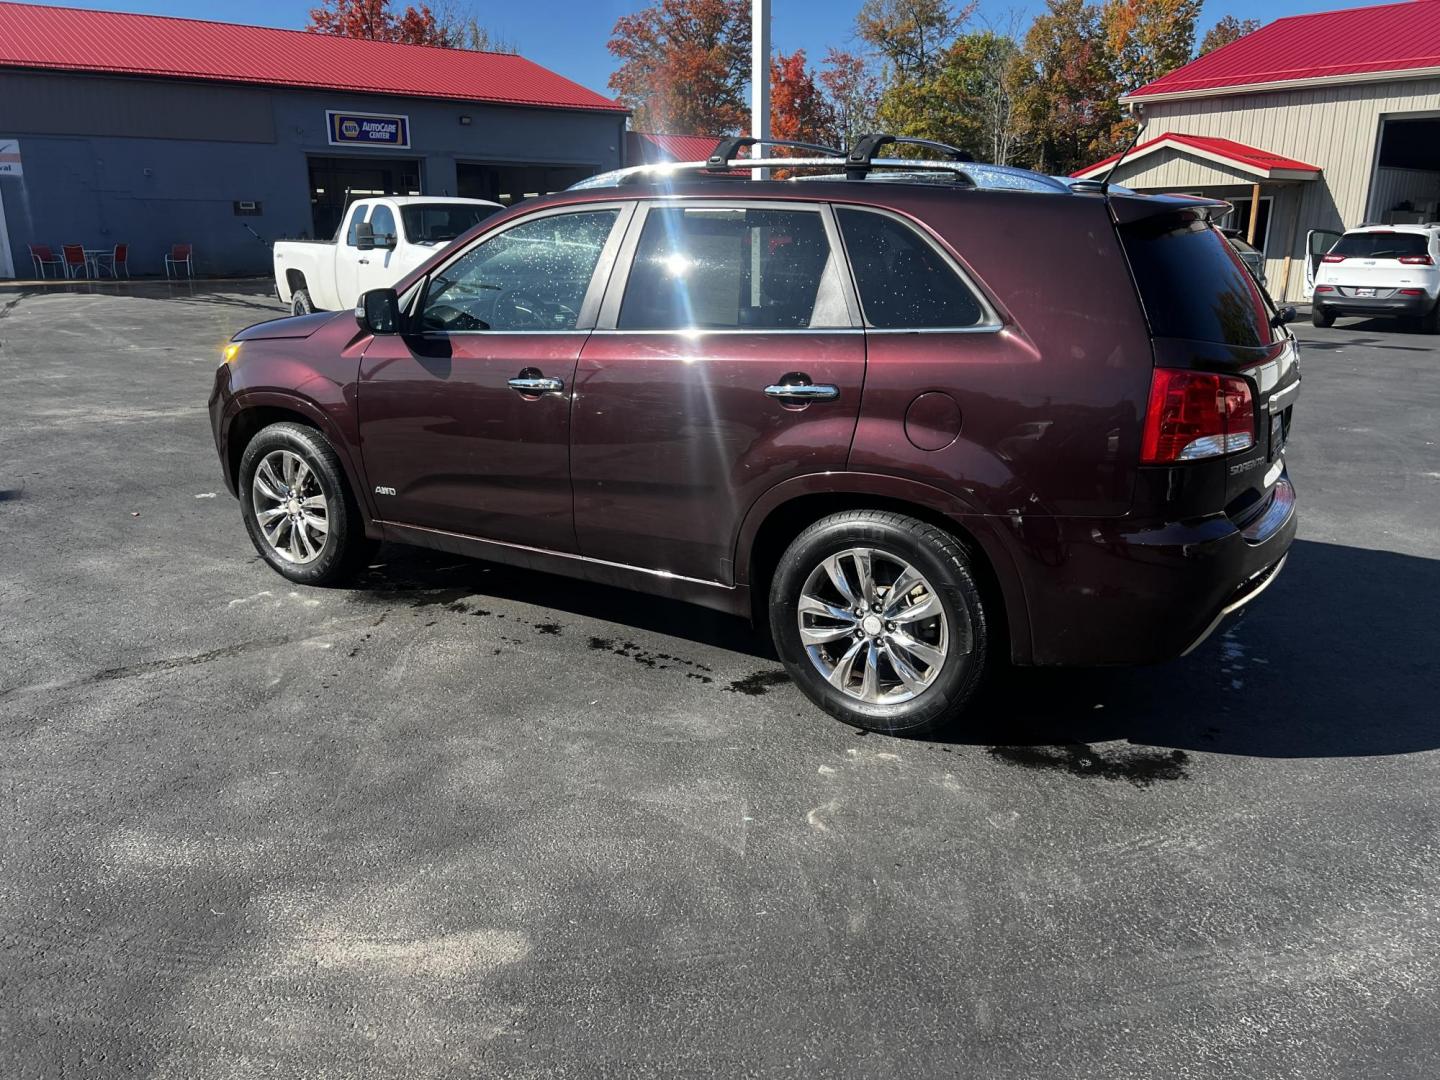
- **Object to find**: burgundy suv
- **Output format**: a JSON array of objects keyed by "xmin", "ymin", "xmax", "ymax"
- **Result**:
[{"xmin": 210, "ymin": 137, "xmax": 1298, "ymax": 735}]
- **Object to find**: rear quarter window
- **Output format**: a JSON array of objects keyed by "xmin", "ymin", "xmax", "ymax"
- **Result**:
[
  {"xmin": 836, "ymin": 208, "xmax": 988, "ymax": 329},
  {"xmin": 1120, "ymin": 213, "xmax": 1273, "ymax": 347}
]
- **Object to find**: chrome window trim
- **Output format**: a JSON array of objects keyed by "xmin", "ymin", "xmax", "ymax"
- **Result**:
[
  {"xmin": 412, "ymin": 201, "xmax": 636, "ymax": 335},
  {"xmin": 595, "ymin": 199, "xmax": 863, "ymax": 332},
  {"xmin": 831, "ymin": 204, "xmax": 1003, "ymax": 332}
]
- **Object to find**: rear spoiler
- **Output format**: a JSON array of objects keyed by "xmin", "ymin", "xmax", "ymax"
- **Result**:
[{"xmin": 1106, "ymin": 192, "xmax": 1231, "ymax": 226}]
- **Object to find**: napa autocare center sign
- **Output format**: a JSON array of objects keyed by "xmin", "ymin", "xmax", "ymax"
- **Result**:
[
  {"xmin": 0, "ymin": 139, "xmax": 21, "ymax": 177},
  {"xmin": 326, "ymin": 112, "xmax": 410, "ymax": 149}
]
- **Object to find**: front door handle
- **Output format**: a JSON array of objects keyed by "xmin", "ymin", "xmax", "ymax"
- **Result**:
[
  {"xmin": 764, "ymin": 382, "xmax": 840, "ymax": 402},
  {"xmin": 508, "ymin": 373, "xmax": 565, "ymax": 395}
]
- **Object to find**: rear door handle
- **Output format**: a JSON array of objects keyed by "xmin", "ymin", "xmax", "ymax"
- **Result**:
[
  {"xmin": 764, "ymin": 383, "xmax": 839, "ymax": 402},
  {"xmin": 508, "ymin": 374, "xmax": 565, "ymax": 395}
]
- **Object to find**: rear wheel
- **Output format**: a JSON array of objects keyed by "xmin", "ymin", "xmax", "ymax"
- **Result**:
[
  {"xmin": 291, "ymin": 288, "xmax": 315, "ymax": 316},
  {"xmin": 238, "ymin": 422, "xmax": 372, "ymax": 586},
  {"xmin": 1420, "ymin": 299, "xmax": 1440, "ymax": 334},
  {"xmin": 769, "ymin": 510, "xmax": 989, "ymax": 736},
  {"xmin": 1312, "ymin": 305, "xmax": 1335, "ymax": 328}
]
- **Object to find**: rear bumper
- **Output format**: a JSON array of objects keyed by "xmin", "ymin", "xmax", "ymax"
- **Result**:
[
  {"xmin": 1315, "ymin": 292, "xmax": 1435, "ymax": 317},
  {"xmin": 1017, "ymin": 474, "xmax": 1297, "ymax": 665}
]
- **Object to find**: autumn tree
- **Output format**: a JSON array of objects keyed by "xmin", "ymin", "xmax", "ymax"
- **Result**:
[
  {"xmin": 818, "ymin": 48, "xmax": 882, "ymax": 151},
  {"xmin": 307, "ymin": 0, "xmax": 445, "ymax": 44},
  {"xmin": 1103, "ymin": 0, "xmax": 1202, "ymax": 94},
  {"xmin": 856, "ymin": 0, "xmax": 974, "ymax": 79},
  {"xmin": 771, "ymin": 50, "xmax": 835, "ymax": 146},
  {"xmin": 1007, "ymin": 0, "xmax": 1123, "ymax": 175},
  {"xmin": 1198, "ymin": 14, "xmax": 1261, "ymax": 55},
  {"xmin": 608, "ymin": 0, "xmax": 750, "ymax": 134}
]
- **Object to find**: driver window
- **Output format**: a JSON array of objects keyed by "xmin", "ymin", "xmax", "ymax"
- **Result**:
[
  {"xmin": 343, "ymin": 204, "xmax": 368, "ymax": 247},
  {"xmin": 421, "ymin": 209, "xmax": 620, "ymax": 333},
  {"xmin": 369, "ymin": 205, "xmax": 397, "ymax": 247}
]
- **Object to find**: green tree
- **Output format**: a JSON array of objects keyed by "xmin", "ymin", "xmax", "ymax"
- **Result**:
[
  {"xmin": 1198, "ymin": 14, "xmax": 1261, "ymax": 55},
  {"xmin": 1007, "ymin": 0, "xmax": 1123, "ymax": 175},
  {"xmin": 855, "ymin": 0, "xmax": 975, "ymax": 79},
  {"xmin": 607, "ymin": 0, "xmax": 750, "ymax": 134},
  {"xmin": 875, "ymin": 30, "xmax": 1020, "ymax": 161}
]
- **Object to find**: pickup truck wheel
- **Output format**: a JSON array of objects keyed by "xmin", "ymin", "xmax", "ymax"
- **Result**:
[
  {"xmin": 291, "ymin": 288, "xmax": 315, "ymax": 316},
  {"xmin": 238, "ymin": 422, "xmax": 371, "ymax": 586},
  {"xmin": 769, "ymin": 510, "xmax": 990, "ymax": 737}
]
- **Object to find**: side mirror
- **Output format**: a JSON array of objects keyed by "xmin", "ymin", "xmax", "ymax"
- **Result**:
[
  {"xmin": 356, "ymin": 288, "xmax": 401, "ymax": 335},
  {"xmin": 354, "ymin": 221, "xmax": 376, "ymax": 251},
  {"xmin": 1272, "ymin": 304, "xmax": 1297, "ymax": 327}
]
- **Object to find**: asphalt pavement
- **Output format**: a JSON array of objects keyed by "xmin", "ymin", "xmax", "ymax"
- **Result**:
[{"xmin": 2, "ymin": 280, "xmax": 1439, "ymax": 1078}]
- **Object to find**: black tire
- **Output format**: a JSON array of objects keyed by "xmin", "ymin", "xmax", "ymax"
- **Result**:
[
  {"xmin": 1311, "ymin": 305, "xmax": 1335, "ymax": 328},
  {"xmin": 768, "ymin": 510, "xmax": 990, "ymax": 737},
  {"xmin": 237, "ymin": 422, "xmax": 373, "ymax": 586},
  {"xmin": 1420, "ymin": 300, "xmax": 1440, "ymax": 334},
  {"xmin": 291, "ymin": 288, "xmax": 315, "ymax": 316}
]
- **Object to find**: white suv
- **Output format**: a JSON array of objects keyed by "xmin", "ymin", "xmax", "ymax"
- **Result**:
[{"xmin": 1312, "ymin": 224, "xmax": 1440, "ymax": 332}]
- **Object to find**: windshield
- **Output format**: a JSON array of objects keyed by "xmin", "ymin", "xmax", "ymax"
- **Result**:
[
  {"xmin": 400, "ymin": 204, "xmax": 501, "ymax": 244},
  {"xmin": 1330, "ymin": 231, "xmax": 1429, "ymax": 259}
]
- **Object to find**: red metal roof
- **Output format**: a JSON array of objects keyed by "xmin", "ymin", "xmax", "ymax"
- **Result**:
[
  {"xmin": 1073, "ymin": 133, "xmax": 1322, "ymax": 179},
  {"xmin": 1130, "ymin": 0, "xmax": 1440, "ymax": 99},
  {"xmin": 0, "ymin": 2, "xmax": 626, "ymax": 113},
  {"xmin": 627, "ymin": 132, "xmax": 723, "ymax": 163}
]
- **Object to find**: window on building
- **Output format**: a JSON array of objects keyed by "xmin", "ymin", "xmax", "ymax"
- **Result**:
[
  {"xmin": 836, "ymin": 208, "xmax": 987, "ymax": 329},
  {"xmin": 618, "ymin": 206, "xmax": 849, "ymax": 330},
  {"xmin": 1223, "ymin": 197, "xmax": 1273, "ymax": 254}
]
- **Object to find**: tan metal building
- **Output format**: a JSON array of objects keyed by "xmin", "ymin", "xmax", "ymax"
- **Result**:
[{"xmin": 1074, "ymin": 0, "xmax": 1440, "ymax": 302}]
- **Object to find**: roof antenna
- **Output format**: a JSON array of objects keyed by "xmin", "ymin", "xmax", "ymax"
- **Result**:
[{"xmin": 1101, "ymin": 103, "xmax": 1146, "ymax": 194}]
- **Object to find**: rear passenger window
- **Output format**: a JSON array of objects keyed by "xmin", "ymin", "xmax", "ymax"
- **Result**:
[
  {"xmin": 837, "ymin": 208, "xmax": 987, "ymax": 329},
  {"xmin": 618, "ymin": 207, "xmax": 850, "ymax": 330}
]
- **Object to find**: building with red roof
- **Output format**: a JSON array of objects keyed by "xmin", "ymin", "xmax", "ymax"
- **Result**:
[
  {"xmin": 1074, "ymin": 0, "xmax": 1440, "ymax": 301},
  {"xmin": 0, "ymin": 2, "xmax": 629, "ymax": 277}
]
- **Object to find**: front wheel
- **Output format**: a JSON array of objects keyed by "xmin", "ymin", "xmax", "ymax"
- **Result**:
[
  {"xmin": 238, "ymin": 422, "xmax": 372, "ymax": 585},
  {"xmin": 1312, "ymin": 305, "xmax": 1335, "ymax": 328},
  {"xmin": 769, "ymin": 511, "xmax": 990, "ymax": 736}
]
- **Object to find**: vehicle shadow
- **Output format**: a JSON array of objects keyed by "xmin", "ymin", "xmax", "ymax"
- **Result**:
[
  {"xmin": 348, "ymin": 543, "xmax": 774, "ymax": 660},
  {"xmin": 348, "ymin": 538, "xmax": 1440, "ymax": 759},
  {"xmin": 959, "ymin": 538, "xmax": 1440, "ymax": 759}
]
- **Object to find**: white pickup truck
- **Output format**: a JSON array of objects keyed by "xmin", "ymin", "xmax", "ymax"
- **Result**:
[{"xmin": 273, "ymin": 196, "xmax": 503, "ymax": 315}]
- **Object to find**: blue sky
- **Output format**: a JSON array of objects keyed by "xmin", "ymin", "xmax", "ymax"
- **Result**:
[{"xmin": 10, "ymin": 0, "xmax": 1386, "ymax": 98}]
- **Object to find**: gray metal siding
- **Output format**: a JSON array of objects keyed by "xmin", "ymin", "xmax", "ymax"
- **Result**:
[{"xmin": 0, "ymin": 71, "xmax": 625, "ymax": 277}]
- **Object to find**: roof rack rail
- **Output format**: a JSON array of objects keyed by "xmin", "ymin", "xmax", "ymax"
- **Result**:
[
  {"xmin": 846, "ymin": 134, "xmax": 972, "ymax": 178},
  {"xmin": 706, "ymin": 136, "xmax": 844, "ymax": 169}
]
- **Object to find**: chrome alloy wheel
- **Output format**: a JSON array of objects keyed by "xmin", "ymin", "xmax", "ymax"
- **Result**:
[
  {"xmin": 797, "ymin": 547, "xmax": 964, "ymax": 705},
  {"xmin": 250, "ymin": 449, "xmax": 329, "ymax": 565}
]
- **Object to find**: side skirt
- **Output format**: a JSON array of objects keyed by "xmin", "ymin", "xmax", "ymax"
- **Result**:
[{"xmin": 378, "ymin": 520, "xmax": 752, "ymax": 619}]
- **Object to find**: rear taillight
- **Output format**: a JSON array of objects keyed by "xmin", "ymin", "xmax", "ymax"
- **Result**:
[
  {"xmin": 1322, "ymin": 254, "xmax": 1346, "ymax": 263},
  {"xmin": 1399, "ymin": 254, "xmax": 1434, "ymax": 265},
  {"xmin": 1140, "ymin": 368, "xmax": 1256, "ymax": 464}
]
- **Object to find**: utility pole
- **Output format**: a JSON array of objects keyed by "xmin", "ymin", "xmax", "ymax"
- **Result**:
[{"xmin": 751, "ymin": 0, "xmax": 771, "ymax": 178}]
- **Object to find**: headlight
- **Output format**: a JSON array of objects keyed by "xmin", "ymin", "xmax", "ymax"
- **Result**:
[{"xmin": 222, "ymin": 342, "xmax": 242, "ymax": 364}]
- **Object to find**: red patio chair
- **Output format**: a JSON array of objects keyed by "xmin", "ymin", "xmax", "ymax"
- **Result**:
[
  {"xmin": 164, "ymin": 244, "xmax": 194, "ymax": 279},
  {"xmin": 92, "ymin": 243, "xmax": 130, "ymax": 278},
  {"xmin": 28, "ymin": 244, "xmax": 64, "ymax": 279},
  {"xmin": 61, "ymin": 244, "xmax": 89, "ymax": 279}
]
